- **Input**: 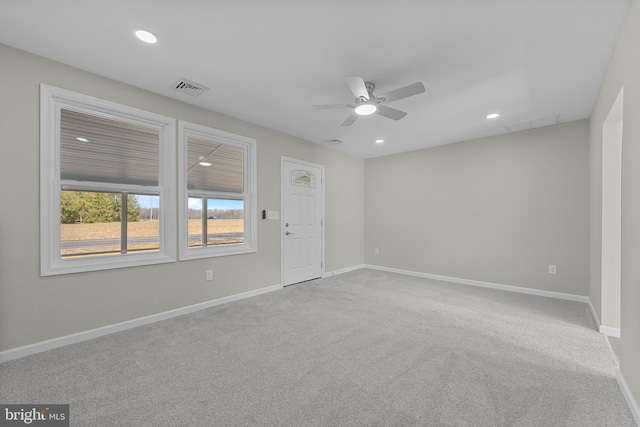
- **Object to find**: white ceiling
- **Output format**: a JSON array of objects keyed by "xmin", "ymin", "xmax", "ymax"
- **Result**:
[{"xmin": 0, "ymin": 0, "xmax": 629, "ymax": 158}]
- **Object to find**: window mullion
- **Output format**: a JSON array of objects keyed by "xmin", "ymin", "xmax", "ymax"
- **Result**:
[
  {"xmin": 202, "ymin": 197, "xmax": 208, "ymax": 248},
  {"xmin": 121, "ymin": 193, "xmax": 128, "ymax": 254}
]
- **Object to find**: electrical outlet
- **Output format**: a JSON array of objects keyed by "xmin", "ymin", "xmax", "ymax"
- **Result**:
[
  {"xmin": 206, "ymin": 270, "xmax": 213, "ymax": 281},
  {"xmin": 375, "ymin": 248, "xmax": 380, "ymax": 255},
  {"xmin": 548, "ymin": 265, "xmax": 557, "ymax": 275}
]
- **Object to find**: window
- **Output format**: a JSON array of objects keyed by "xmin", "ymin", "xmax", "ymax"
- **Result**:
[
  {"xmin": 40, "ymin": 84, "xmax": 176, "ymax": 275},
  {"xmin": 178, "ymin": 121, "xmax": 256, "ymax": 260},
  {"xmin": 292, "ymin": 170, "xmax": 316, "ymax": 187}
]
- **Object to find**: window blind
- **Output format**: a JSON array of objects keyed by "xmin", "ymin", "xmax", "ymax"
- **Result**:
[
  {"xmin": 60, "ymin": 109, "xmax": 160, "ymax": 186},
  {"xmin": 186, "ymin": 136, "xmax": 244, "ymax": 193}
]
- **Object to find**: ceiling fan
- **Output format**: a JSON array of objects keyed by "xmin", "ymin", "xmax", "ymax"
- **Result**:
[{"xmin": 311, "ymin": 76, "xmax": 425, "ymax": 126}]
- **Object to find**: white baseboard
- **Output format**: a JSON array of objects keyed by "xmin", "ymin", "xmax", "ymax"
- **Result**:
[
  {"xmin": 617, "ymin": 371, "xmax": 640, "ymax": 426},
  {"xmin": 323, "ymin": 264, "xmax": 366, "ymax": 278},
  {"xmin": 588, "ymin": 299, "xmax": 602, "ymax": 330},
  {"xmin": 0, "ymin": 283, "xmax": 282, "ymax": 363},
  {"xmin": 325, "ymin": 264, "xmax": 609, "ymax": 335},
  {"xmin": 600, "ymin": 325, "xmax": 622, "ymax": 338},
  {"xmin": 585, "ymin": 295, "xmax": 620, "ymax": 339},
  {"xmin": 364, "ymin": 264, "xmax": 591, "ymax": 303}
]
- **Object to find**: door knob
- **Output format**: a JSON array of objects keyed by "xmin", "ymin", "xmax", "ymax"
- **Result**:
[{"xmin": 285, "ymin": 231, "xmax": 294, "ymax": 236}]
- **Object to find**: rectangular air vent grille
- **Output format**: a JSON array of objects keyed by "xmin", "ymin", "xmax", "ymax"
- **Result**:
[
  {"xmin": 173, "ymin": 78, "xmax": 209, "ymax": 97},
  {"xmin": 505, "ymin": 115, "xmax": 559, "ymax": 133},
  {"xmin": 323, "ymin": 138, "xmax": 345, "ymax": 145}
]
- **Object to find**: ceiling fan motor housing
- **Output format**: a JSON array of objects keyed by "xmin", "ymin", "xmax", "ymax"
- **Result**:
[
  {"xmin": 364, "ymin": 81, "xmax": 376, "ymax": 97},
  {"xmin": 358, "ymin": 82, "xmax": 383, "ymax": 106}
]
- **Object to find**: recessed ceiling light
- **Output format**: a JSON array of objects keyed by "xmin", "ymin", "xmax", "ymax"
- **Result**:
[
  {"xmin": 375, "ymin": 139, "xmax": 384, "ymax": 144},
  {"xmin": 355, "ymin": 103, "xmax": 377, "ymax": 116},
  {"xmin": 199, "ymin": 161, "xmax": 212, "ymax": 167},
  {"xmin": 134, "ymin": 29, "xmax": 158, "ymax": 44},
  {"xmin": 486, "ymin": 113, "xmax": 500, "ymax": 119},
  {"xmin": 75, "ymin": 137, "xmax": 89, "ymax": 142}
]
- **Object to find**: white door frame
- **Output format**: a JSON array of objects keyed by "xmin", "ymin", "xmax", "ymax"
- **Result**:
[{"xmin": 281, "ymin": 156, "xmax": 325, "ymax": 286}]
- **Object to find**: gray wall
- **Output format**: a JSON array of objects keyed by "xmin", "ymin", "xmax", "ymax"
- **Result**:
[
  {"xmin": 365, "ymin": 120, "xmax": 590, "ymax": 296},
  {"xmin": 590, "ymin": 0, "xmax": 640, "ymax": 409},
  {"xmin": 0, "ymin": 44, "xmax": 365, "ymax": 351}
]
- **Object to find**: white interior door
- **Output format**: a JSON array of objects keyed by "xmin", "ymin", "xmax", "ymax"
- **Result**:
[{"xmin": 282, "ymin": 158, "xmax": 324, "ymax": 286}]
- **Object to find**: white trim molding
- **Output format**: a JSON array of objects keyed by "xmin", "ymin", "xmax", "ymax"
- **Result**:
[
  {"xmin": 617, "ymin": 371, "xmax": 640, "ymax": 426},
  {"xmin": 177, "ymin": 120, "xmax": 257, "ymax": 261},
  {"xmin": 40, "ymin": 84, "xmax": 177, "ymax": 276},
  {"xmin": 323, "ymin": 264, "xmax": 366, "ymax": 278},
  {"xmin": 0, "ymin": 283, "xmax": 282, "ymax": 363},
  {"xmin": 588, "ymin": 299, "xmax": 602, "ymax": 330},
  {"xmin": 600, "ymin": 325, "xmax": 621, "ymax": 338},
  {"xmin": 364, "ymin": 264, "xmax": 591, "ymax": 303},
  {"xmin": 587, "ymin": 297, "xmax": 621, "ymax": 338}
]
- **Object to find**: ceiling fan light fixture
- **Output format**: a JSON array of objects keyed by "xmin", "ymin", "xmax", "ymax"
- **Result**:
[
  {"xmin": 198, "ymin": 155, "xmax": 212, "ymax": 167},
  {"xmin": 355, "ymin": 103, "xmax": 377, "ymax": 116}
]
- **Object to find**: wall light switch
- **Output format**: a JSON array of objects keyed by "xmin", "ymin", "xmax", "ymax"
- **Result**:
[
  {"xmin": 206, "ymin": 270, "xmax": 213, "ymax": 281},
  {"xmin": 548, "ymin": 265, "xmax": 557, "ymax": 275},
  {"xmin": 267, "ymin": 211, "xmax": 280, "ymax": 220}
]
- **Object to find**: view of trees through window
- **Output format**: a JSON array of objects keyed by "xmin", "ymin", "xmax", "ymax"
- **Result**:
[
  {"xmin": 60, "ymin": 192, "xmax": 140, "ymax": 224},
  {"xmin": 60, "ymin": 191, "xmax": 160, "ymax": 258},
  {"xmin": 60, "ymin": 192, "xmax": 245, "ymax": 257}
]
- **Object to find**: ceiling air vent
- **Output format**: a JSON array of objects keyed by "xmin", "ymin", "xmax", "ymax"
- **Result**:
[
  {"xmin": 323, "ymin": 138, "xmax": 345, "ymax": 145},
  {"xmin": 173, "ymin": 78, "xmax": 209, "ymax": 97},
  {"xmin": 505, "ymin": 114, "xmax": 559, "ymax": 133}
]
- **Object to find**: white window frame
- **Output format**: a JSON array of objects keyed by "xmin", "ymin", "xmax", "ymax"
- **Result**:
[
  {"xmin": 178, "ymin": 120, "xmax": 257, "ymax": 260},
  {"xmin": 40, "ymin": 84, "xmax": 176, "ymax": 276}
]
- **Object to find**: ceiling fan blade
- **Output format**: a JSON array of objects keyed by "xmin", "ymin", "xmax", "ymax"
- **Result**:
[
  {"xmin": 341, "ymin": 113, "xmax": 360, "ymax": 126},
  {"xmin": 376, "ymin": 105, "xmax": 407, "ymax": 121},
  {"xmin": 378, "ymin": 82, "xmax": 425, "ymax": 103},
  {"xmin": 344, "ymin": 76, "xmax": 370, "ymax": 100},
  {"xmin": 310, "ymin": 103, "xmax": 351, "ymax": 110}
]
